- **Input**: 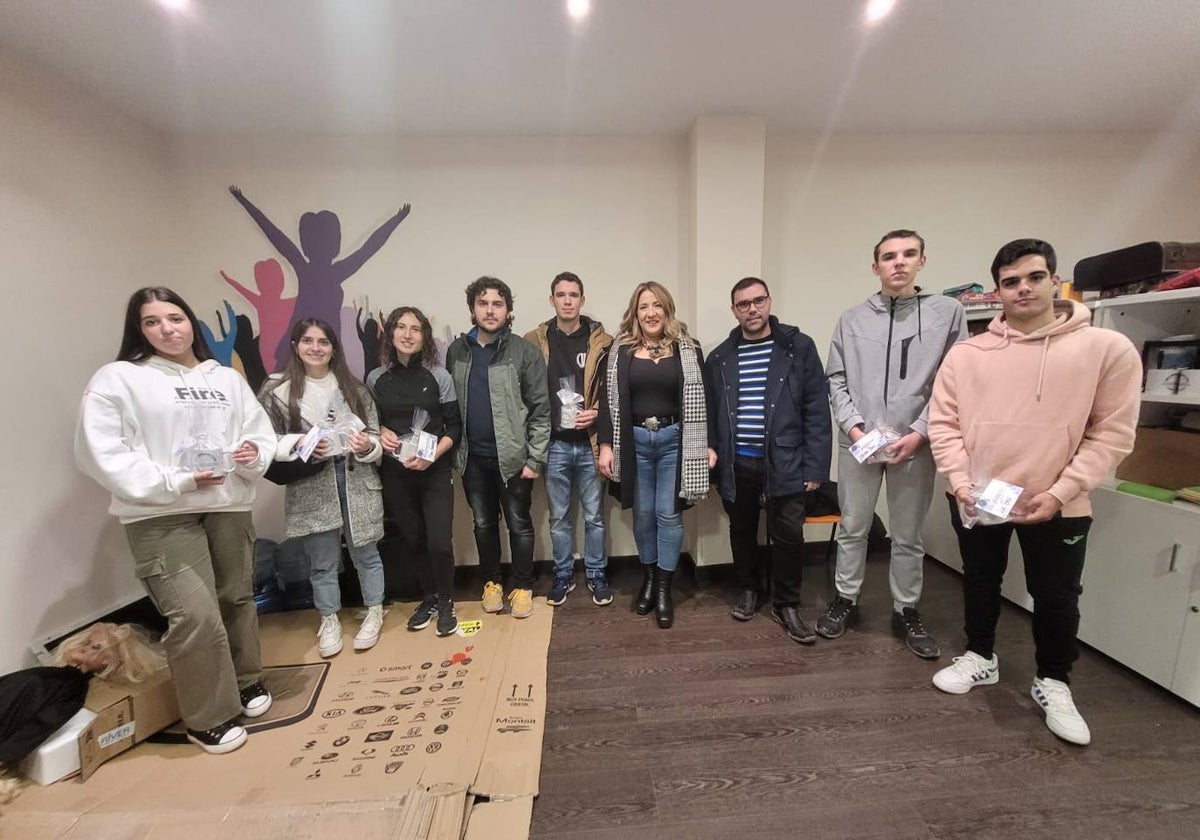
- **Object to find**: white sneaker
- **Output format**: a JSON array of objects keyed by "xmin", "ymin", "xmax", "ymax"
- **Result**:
[
  {"xmin": 1031, "ymin": 677, "xmax": 1091, "ymax": 745},
  {"xmin": 932, "ymin": 651, "xmax": 999, "ymax": 695},
  {"xmin": 353, "ymin": 605, "xmax": 385, "ymax": 651},
  {"xmin": 317, "ymin": 613, "xmax": 343, "ymax": 657}
]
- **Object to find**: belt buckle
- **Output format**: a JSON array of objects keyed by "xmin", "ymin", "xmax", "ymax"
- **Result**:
[{"xmin": 644, "ymin": 416, "xmax": 660, "ymax": 431}]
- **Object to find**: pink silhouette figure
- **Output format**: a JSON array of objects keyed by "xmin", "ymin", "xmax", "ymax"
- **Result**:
[{"xmin": 220, "ymin": 258, "xmax": 296, "ymax": 373}]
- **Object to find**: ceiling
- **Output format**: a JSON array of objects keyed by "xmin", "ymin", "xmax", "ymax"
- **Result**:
[{"xmin": 4, "ymin": 0, "xmax": 1200, "ymax": 135}]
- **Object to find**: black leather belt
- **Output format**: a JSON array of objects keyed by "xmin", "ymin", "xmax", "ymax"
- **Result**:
[{"xmin": 633, "ymin": 415, "xmax": 678, "ymax": 430}]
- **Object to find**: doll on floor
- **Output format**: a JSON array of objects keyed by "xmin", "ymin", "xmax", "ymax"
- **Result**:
[{"xmin": 0, "ymin": 623, "xmax": 166, "ymax": 802}]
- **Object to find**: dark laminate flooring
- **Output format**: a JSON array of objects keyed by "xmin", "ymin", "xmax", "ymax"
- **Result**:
[{"xmin": 529, "ymin": 549, "xmax": 1200, "ymax": 840}]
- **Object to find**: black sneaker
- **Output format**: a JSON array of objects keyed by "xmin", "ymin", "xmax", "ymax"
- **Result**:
[
  {"xmin": 731, "ymin": 589, "xmax": 759, "ymax": 621},
  {"xmin": 407, "ymin": 595, "xmax": 438, "ymax": 631},
  {"xmin": 186, "ymin": 720, "xmax": 247, "ymax": 755},
  {"xmin": 771, "ymin": 605, "xmax": 817, "ymax": 644},
  {"xmin": 435, "ymin": 597, "xmax": 459, "ymax": 637},
  {"xmin": 587, "ymin": 573, "xmax": 614, "ymax": 606},
  {"xmin": 547, "ymin": 574, "xmax": 576, "ymax": 606},
  {"xmin": 239, "ymin": 681, "xmax": 273, "ymax": 718},
  {"xmin": 816, "ymin": 595, "xmax": 859, "ymax": 639},
  {"xmin": 892, "ymin": 607, "xmax": 941, "ymax": 659}
]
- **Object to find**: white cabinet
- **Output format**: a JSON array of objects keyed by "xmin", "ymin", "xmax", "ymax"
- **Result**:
[
  {"xmin": 1078, "ymin": 488, "xmax": 1200, "ymax": 695},
  {"xmin": 924, "ymin": 286, "xmax": 1200, "ymax": 707}
]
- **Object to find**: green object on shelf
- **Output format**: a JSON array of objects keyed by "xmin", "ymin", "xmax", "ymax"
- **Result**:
[{"xmin": 1115, "ymin": 481, "xmax": 1179, "ymax": 502}]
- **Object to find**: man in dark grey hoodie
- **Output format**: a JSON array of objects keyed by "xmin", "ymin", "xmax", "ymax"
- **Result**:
[{"xmin": 820, "ymin": 230, "xmax": 967, "ymax": 658}]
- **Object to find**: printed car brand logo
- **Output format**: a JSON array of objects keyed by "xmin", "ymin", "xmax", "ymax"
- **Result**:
[
  {"xmin": 385, "ymin": 761, "xmax": 402, "ymax": 774},
  {"xmin": 406, "ymin": 726, "xmax": 422, "ymax": 737},
  {"xmin": 434, "ymin": 724, "xmax": 449, "ymax": 735},
  {"xmin": 429, "ymin": 683, "xmax": 444, "ymax": 692},
  {"xmin": 350, "ymin": 720, "xmax": 366, "ymax": 729},
  {"xmin": 365, "ymin": 730, "xmax": 394, "ymax": 742},
  {"xmin": 411, "ymin": 712, "xmax": 426, "ymax": 722},
  {"xmin": 321, "ymin": 752, "xmax": 339, "ymax": 760},
  {"xmin": 306, "ymin": 769, "xmax": 321, "ymax": 779},
  {"xmin": 350, "ymin": 764, "xmax": 362, "ymax": 775},
  {"xmin": 337, "ymin": 691, "xmax": 354, "ymax": 700},
  {"xmin": 440, "ymin": 710, "xmax": 453, "ymax": 720},
  {"xmin": 354, "ymin": 705, "xmax": 385, "ymax": 715},
  {"xmin": 360, "ymin": 748, "xmax": 376, "ymax": 755},
  {"xmin": 496, "ymin": 725, "xmax": 532, "ymax": 733},
  {"xmin": 399, "ymin": 686, "xmax": 422, "ymax": 695},
  {"xmin": 289, "ymin": 756, "xmax": 304, "ymax": 767},
  {"xmin": 303, "ymin": 740, "xmax": 317, "ymax": 750},
  {"xmin": 426, "ymin": 741, "xmax": 442, "ymax": 754},
  {"xmin": 421, "ymin": 662, "xmax": 434, "ymax": 670},
  {"xmin": 392, "ymin": 744, "xmax": 414, "ymax": 755},
  {"xmin": 384, "ymin": 715, "xmax": 400, "ymax": 724},
  {"xmin": 321, "ymin": 709, "xmax": 346, "ymax": 719},
  {"xmin": 451, "ymin": 681, "xmax": 463, "ymax": 689},
  {"xmin": 333, "ymin": 736, "xmax": 349, "ymax": 747},
  {"xmin": 436, "ymin": 671, "xmax": 448, "ymax": 679}
]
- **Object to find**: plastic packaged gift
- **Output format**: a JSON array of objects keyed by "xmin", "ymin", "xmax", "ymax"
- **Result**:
[
  {"xmin": 959, "ymin": 478, "xmax": 1024, "ymax": 529},
  {"xmin": 557, "ymin": 376, "xmax": 584, "ymax": 430},
  {"xmin": 848, "ymin": 421, "xmax": 903, "ymax": 464},
  {"xmin": 327, "ymin": 391, "xmax": 367, "ymax": 450},
  {"xmin": 176, "ymin": 409, "xmax": 234, "ymax": 473},
  {"xmin": 397, "ymin": 407, "xmax": 438, "ymax": 463}
]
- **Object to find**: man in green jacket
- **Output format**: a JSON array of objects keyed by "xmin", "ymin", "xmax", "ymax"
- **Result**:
[{"xmin": 446, "ymin": 277, "xmax": 550, "ymax": 618}]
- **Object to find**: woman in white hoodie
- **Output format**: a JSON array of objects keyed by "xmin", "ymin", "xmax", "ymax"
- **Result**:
[
  {"xmin": 75, "ymin": 287, "xmax": 277, "ymax": 755},
  {"xmin": 257, "ymin": 318, "xmax": 386, "ymax": 659}
]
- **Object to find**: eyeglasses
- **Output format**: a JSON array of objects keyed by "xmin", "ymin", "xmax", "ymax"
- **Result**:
[{"xmin": 733, "ymin": 295, "xmax": 770, "ymax": 313}]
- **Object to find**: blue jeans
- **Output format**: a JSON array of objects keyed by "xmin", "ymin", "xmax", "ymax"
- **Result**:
[
  {"xmin": 632, "ymin": 424, "xmax": 683, "ymax": 572},
  {"xmin": 302, "ymin": 460, "xmax": 385, "ymax": 616},
  {"xmin": 545, "ymin": 439, "xmax": 607, "ymax": 579}
]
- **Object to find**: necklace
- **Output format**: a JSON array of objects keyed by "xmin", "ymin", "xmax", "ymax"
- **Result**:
[{"xmin": 642, "ymin": 341, "xmax": 667, "ymax": 360}]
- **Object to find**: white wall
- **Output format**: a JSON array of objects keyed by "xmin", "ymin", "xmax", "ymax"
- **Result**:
[
  {"xmin": 0, "ymin": 48, "xmax": 177, "ymax": 673},
  {"xmin": 167, "ymin": 132, "xmax": 688, "ymax": 560}
]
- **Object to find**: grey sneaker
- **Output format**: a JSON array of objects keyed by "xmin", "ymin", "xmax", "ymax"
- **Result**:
[
  {"xmin": 892, "ymin": 607, "xmax": 941, "ymax": 659},
  {"xmin": 816, "ymin": 596, "xmax": 858, "ymax": 639}
]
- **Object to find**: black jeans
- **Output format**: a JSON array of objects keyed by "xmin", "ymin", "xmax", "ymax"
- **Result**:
[
  {"xmin": 381, "ymin": 465, "xmax": 455, "ymax": 599},
  {"xmin": 947, "ymin": 495, "xmax": 1090, "ymax": 683},
  {"xmin": 722, "ymin": 456, "xmax": 807, "ymax": 607},
  {"xmin": 461, "ymin": 454, "xmax": 536, "ymax": 589}
]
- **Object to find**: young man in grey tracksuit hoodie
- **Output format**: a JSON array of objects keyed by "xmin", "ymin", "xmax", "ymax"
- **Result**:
[{"xmin": 820, "ymin": 230, "xmax": 967, "ymax": 658}]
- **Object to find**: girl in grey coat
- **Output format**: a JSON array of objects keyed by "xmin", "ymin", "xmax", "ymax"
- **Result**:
[{"xmin": 259, "ymin": 318, "xmax": 386, "ymax": 658}]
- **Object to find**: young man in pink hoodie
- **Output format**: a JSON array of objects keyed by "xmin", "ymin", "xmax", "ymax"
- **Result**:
[{"xmin": 927, "ymin": 239, "xmax": 1141, "ymax": 746}]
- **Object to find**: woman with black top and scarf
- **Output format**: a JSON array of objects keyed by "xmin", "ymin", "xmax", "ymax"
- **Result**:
[
  {"xmin": 368, "ymin": 307, "xmax": 463, "ymax": 636},
  {"xmin": 597, "ymin": 281, "xmax": 716, "ymax": 628}
]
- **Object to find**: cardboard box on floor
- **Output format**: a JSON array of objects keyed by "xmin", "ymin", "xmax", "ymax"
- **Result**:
[
  {"xmin": 78, "ymin": 667, "xmax": 180, "ymax": 780},
  {"xmin": 7, "ymin": 603, "xmax": 551, "ymax": 840}
]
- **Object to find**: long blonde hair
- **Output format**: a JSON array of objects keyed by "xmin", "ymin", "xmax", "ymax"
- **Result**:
[
  {"xmin": 616, "ymin": 282, "xmax": 693, "ymax": 347},
  {"xmin": 54, "ymin": 622, "xmax": 167, "ymax": 683}
]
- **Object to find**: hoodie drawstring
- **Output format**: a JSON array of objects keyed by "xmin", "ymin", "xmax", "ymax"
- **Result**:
[{"xmin": 1036, "ymin": 334, "xmax": 1050, "ymax": 402}]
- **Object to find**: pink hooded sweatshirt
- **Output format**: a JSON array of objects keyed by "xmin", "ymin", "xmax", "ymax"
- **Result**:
[{"xmin": 929, "ymin": 300, "xmax": 1142, "ymax": 517}]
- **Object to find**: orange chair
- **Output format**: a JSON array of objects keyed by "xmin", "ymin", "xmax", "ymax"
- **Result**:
[{"xmin": 804, "ymin": 513, "xmax": 841, "ymax": 565}]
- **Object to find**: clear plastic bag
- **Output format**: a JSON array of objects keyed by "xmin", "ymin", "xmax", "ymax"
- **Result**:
[
  {"xmin": 557, "ymin": 376, "xmax": 583, "ymax": 430},
  {"xmin": 397, "ymin": 406, "xmax": 437, "ymax": 463}
]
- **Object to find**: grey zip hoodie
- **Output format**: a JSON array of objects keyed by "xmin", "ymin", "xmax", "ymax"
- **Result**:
[{"xmin": 826, "ymin": 289, "xmax": 966, "ymax": 444}]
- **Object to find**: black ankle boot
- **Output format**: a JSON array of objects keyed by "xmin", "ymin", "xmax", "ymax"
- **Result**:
[
  {"xmin": 654, "ymin": 567, "xmax": 675, "ymax": 629},
  {"xmin": 634, "ymin": 565, "xmax": 654, "ymax": 615}
]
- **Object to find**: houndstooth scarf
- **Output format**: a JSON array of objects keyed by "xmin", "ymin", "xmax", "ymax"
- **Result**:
[{"xmin": 606, "ymin": 339, "xmax": 709, "ymax": 503}]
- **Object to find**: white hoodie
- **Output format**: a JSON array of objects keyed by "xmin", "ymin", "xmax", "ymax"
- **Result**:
[{"xmin": 74, "ymin": 356, "xmax": 277, "ymax": 523}]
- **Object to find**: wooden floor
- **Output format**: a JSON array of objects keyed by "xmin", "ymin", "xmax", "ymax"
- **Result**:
[{"xmin": 529, "ymin": 550, "xmax": 1200, "ymax": 840}]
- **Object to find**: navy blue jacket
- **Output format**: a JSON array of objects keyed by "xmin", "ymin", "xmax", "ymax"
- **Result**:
[{"xmin": 706, "ymin": 316, "xmax": 832, "ymax": 502}]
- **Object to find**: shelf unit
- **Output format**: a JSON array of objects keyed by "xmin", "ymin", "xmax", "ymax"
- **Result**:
[{"xmin": 924, "ymin": 285, "xmax": 1200, "ymax": 707}]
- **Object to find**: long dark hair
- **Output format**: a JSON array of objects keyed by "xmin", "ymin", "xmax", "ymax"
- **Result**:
[
  {"xmin": 272, "ymin": 318, "xmax": 370, "ymax": 432},
  {"xmin": 117, "ymin": 287, "xmax": 214, "ymax": 363},
  {"xmin": 381, "ymin": 306, "xmax": 439, "ymax": 368}
]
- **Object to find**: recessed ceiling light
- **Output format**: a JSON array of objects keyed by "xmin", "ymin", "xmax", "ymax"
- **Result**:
[
  {"xmin": 865, "ymin": 0, "xmax": 896, "ymax": 24},
  {"xmin": 158, "ymin": 0, "xmax": 190, "ymax": 13},
  {"xmin": 567, "ymin": 0, "xmax": 591, "ymax": 21}
]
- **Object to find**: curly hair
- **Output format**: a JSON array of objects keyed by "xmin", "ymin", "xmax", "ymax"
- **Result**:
[
  {"xmin": 381, "ymin": 306, "xmax": 439, "ymax": 368},
  {"xmin": 615, "ymin": 281, "xmax": 693, "ymax": 347}
]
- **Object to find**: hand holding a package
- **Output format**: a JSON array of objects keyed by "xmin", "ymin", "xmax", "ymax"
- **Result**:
[
  {"xmin": 884, "ymin": 431, "xmax": 926, "ymax": 463},
  {"xmin": 574, "ymin": 408, "xmax": 598, "ymax": 429},
  {"xmin": 1011, "ymin": 491, "xmax": 1063, "ymax": 524},
  {"xmin": 347, "ymin": 429, "xmax": 373, "ymax": 456},
  {"xmin": 232, "ymin": 440, "xmax": 260, "ymax": 466}
]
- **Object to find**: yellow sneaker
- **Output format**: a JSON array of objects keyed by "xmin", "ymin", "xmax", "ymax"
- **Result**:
[
  {"xmin": 508, "ymin": 588, "xmax": 533, "ymax": 619},
  {"xmin": 482, "ymin": 581, "xmax": 504, "ymax": 614}
]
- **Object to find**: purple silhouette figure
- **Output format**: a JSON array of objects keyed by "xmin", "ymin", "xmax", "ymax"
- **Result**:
[{"xmin": 228, "ymin": 185, "xmax": 411, "ymax": 369}]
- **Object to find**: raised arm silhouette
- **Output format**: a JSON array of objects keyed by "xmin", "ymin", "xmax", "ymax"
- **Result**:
[{"xmin": 229, "ymin": 185, "xmax": 411, "ymax": 369}]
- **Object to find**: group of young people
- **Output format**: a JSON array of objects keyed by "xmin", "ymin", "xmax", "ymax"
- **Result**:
[{"xmin": 71, "ymin": 230, "xmax": 1141, "ymax": 756}]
